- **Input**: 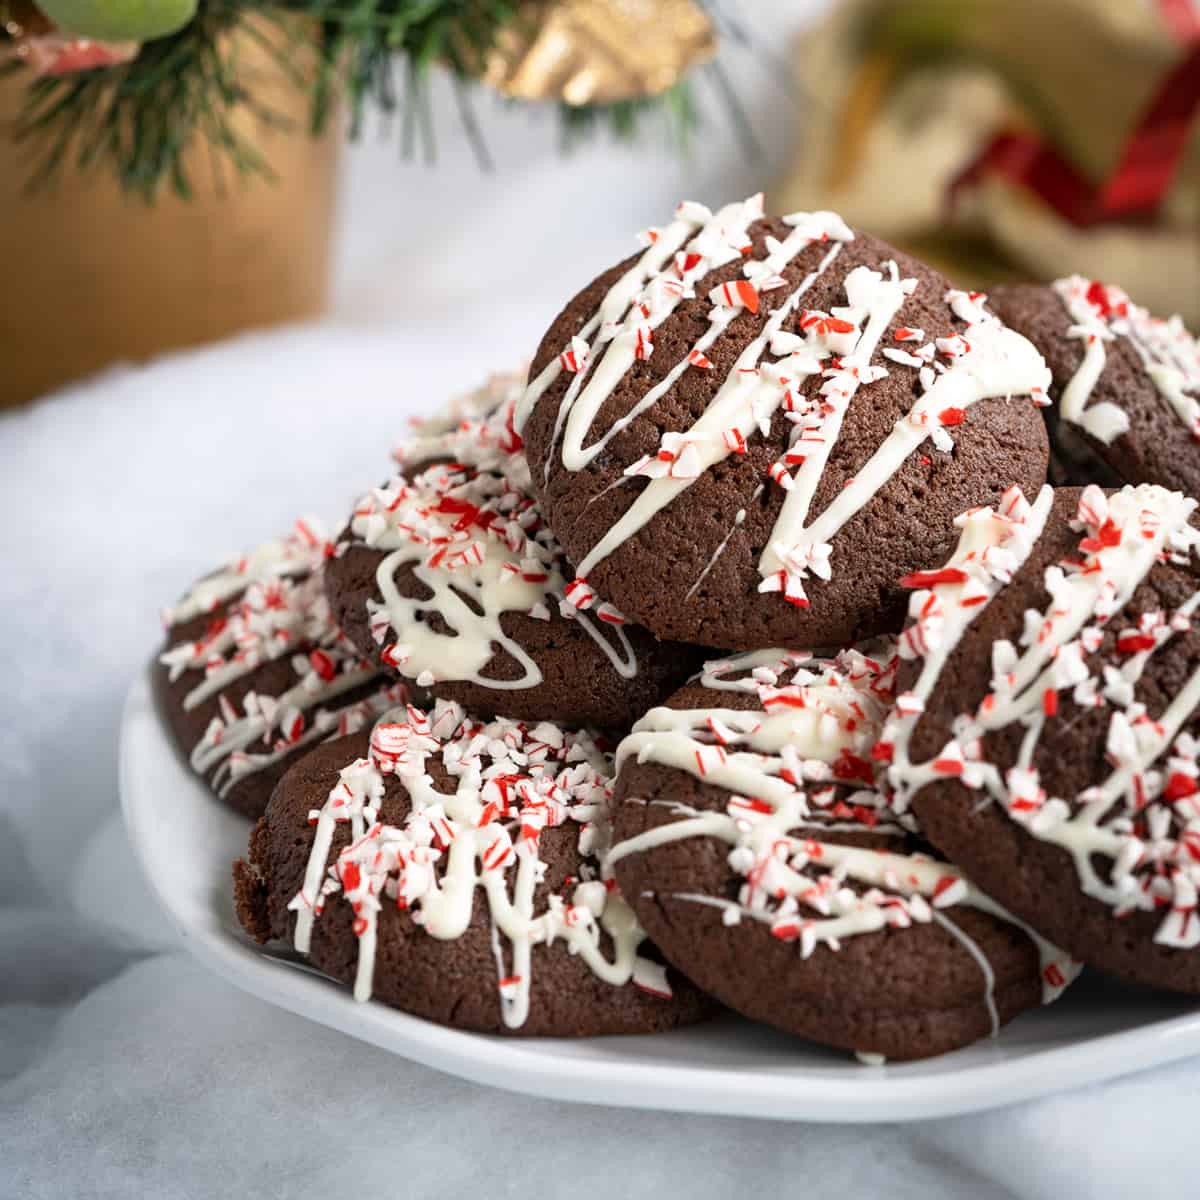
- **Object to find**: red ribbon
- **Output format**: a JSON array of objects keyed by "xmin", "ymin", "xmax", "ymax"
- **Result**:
[
  {"xmin": 949, "ymin": 35, "xmax": 1200, "ymax": 228},
  {"xmin": 1159, "ymin": 0, "xmax": 1200, "ymax": 43}
]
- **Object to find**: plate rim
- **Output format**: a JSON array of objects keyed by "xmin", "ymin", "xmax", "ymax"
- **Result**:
[{"xmin": 120, "ymin": 666, "xmax": 1200, "ymax": 1122}]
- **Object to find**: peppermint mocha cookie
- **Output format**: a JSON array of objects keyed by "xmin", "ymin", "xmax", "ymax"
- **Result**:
[
  {"xmin": 884, "ymin": 484, "xmax": 1200, "ymax": 993},
  {"xmin": 325, "ymin": 376, "xmax": 702, "ymax": 728},
  {"xmin": 156, "ymin": 521, "xmax": 406, "ymax": 819},
  {"xmin": 518, "ymin": 195, "xmax": 1051, "ymax": 650},
  {"xmin": 234, "ymin": 703, "xmax": 709, "ymax": 1036},
  {"xmin": 609, "ymin": 646, "xmax": 1074, "ymax": 1061},
  {"xmin": 990, "ymin": 278, "xmax": 1200, "ymax": 492}
]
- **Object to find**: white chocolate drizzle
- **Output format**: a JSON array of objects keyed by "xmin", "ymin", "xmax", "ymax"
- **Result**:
[
  {"xmin": 884, "ymin": 482, "xmax": 1200, "ymax": 950},
  {"xmin": 288, "ymin": 702, "xmax": 665, "ymax": 1027},
  {"xmin": 609, "ymin": 647, "xmax": 1076, "ymax": 1024},
  {"xmin": 520, "ymin": 195, "xmax": 1052, "ymax": 610},
  {"xmin": 344, "ymin": 377, "xmax": 638, "ymax": 692},
  {"xmin": 160, "ymin": 520, "xmax": 405, "ymax": 798},
  {"xmin": 1052, "ymin": 276, "xmax": 1200, "ymax": 446}
]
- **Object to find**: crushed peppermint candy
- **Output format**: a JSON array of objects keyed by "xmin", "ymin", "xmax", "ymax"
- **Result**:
[
  {"xmin": 160, "ymin": 536, "xmax": 405, "ymax": 802},
  {"xmin": 1051, "ymin": 275, "xmax": 1200, "ymax": 446},
  {"xmin": 288, "ymin": 701, "xmax": 663, "ymax": 1027},
  {"xmin": 610, "ymin": 643, "xmax": 1076, "ymax": 1018},
  {"xmin": 885, "ymin": 482, "xmax": 1200, "ymax": 956},
  {"xmin": 517, "ymin": 195, "xmax": 1053, "ymax": 620},
  {"xmin": 343, "ymin": 375, "xmax": 637, "ymax": 692}
]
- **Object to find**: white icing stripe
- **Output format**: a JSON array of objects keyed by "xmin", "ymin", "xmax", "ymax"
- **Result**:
[
  {"xmin": 372, "ymin": 543, "xmax": 549, "ymax": 689},
  {"xmin": 292, "ymin": 757, "xmax": 378, "ymax": 956},
  {"xmin": 1053, "ymin": 276, "xmax": 1200, "ymax": 445},
  {"xmin": 883, "ymin": 485, "xmax": 1056, "ymax": 785},
  {"xmin": 931, "ymin": 910, "xmax": 998, "ymax": 1036},
  {"xmin": 885, "ymin": 482, "xmax": 1200, "ymax": 951},
  {"xmin": 574, "ymin": 609, "xmax": 638, "ymax": 679},
  {"xmin": 289, "ymin": 703, "xmax": 660, "ymax": 1028},
  {"xmin": 759, "ymin": 262, "xmax": 913, "ymax": 577},
  {"xmin": 608, "ymin": 645, "xmax": 1076, "ymax": 1011},
  {"xmin": 523, "ymin": 194, "xmax": 1052, "ymax": 613},
  {"xmin": 687, "ymin": 503, "xmax": 753, "ymax": 601},
  {"xmin": 1053, "ymin": 277, "xmax": 1128, "ymax": 443}
]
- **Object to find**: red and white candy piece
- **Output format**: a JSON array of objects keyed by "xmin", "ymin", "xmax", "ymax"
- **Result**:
[
  {"xmin": 558, "ymin": 337, "xmax": 590, "ymax": 374},
  {"xmin": 708, "ymin": 279, "xmax": 760, "ymax": 315}
]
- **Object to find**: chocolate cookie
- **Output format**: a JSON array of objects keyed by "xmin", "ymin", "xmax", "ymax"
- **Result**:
[
  {"xmin": 990, "ymin": 278, "xmax": 1200, "ymax": 492},
  {"xmin": 234, "ymin": 703, "xmax": 710, "ymax": 1036},
  {"xmin": 609, "ymin": 646, "xmax": 1074, "ymax": 1061},
  {"xmin": 884, "ymin": 483, "xmax": 1200, "ymax": 993},
  {"xmin": 325, "ymin": 375, "xmax": 703, "ymax": 728},
  {"xmin": 518, "ymin": 195, "xmax": 1051, "ymax": 650},
  {"xmin": 156, "ymin": 521, "xmax": 407, "ymax": 819}
]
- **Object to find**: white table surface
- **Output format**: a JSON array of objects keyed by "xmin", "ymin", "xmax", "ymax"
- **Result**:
[{"xmin": 4, "ymin": 3, "xmax": 1199, "ymax": 1194}]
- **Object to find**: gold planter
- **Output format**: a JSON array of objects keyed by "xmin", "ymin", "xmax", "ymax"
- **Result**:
[{"xmin": 0, "ymin": 20, "xmax": 339, "ymax": 408}]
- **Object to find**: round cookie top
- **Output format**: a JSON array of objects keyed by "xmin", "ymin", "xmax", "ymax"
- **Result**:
[
  {"xmin": 156, "ymin": 519, "xmax": 406, "ymax": 818},
  {"xmin": 608, "ymin": 645, "xmax": 1074, "ymax": 1061},
  {"xmin": 882, "ymin": 483, "xmax": 1200, "ymax": 993},
  {"xmin": 990, "ymin": 278, "xmax": 1200, "ymax": 493},
  {"xmin": 234, "ymin": 702, "xmax": 709, "ymax": 1036},
  {"xmin": 325, "ymin": 374, "xmax": 702, "ymax": 728},
  {"xmin": 518, "ymin": 195, "xmax": 1051, "ymax": 650}
]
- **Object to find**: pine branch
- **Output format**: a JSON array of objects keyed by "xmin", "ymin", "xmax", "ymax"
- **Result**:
[{"xmin": 3, "ymin": 0, "xmax": 744, "ymax": 198}]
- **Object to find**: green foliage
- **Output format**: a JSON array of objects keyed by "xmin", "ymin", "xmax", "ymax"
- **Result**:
[{"xmin": 0, "ymin": 0, "xmax": 704, "ymax": 200}]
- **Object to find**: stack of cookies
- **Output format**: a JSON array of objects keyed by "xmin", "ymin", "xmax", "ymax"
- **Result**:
[{"xmin": 155, "ymin": 194, "xmax": 1200, "ymax": 1061}]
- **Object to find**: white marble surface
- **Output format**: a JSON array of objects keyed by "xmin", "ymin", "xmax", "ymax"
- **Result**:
[{"xmin": 4, "ymin": 3, "xmax": 1199, "ymax": 1194}]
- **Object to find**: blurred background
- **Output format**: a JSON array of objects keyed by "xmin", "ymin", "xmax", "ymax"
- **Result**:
[
  {"xmin": 1, "ymin": 7, "xmax": 1198, "ymax": 1191},
  {"xmin": 1, "ymin": 0, "xmax": 1196, "ymax": 409}
]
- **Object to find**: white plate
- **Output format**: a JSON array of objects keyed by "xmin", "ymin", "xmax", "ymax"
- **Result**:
[{"xmin": 121, "ymin": 667, "xmax": 1200, "ymax": 1122}]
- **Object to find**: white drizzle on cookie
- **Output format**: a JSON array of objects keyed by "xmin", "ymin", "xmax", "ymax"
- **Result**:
[
  {"xmin": 608, "ymin": 647, "xmax": 1076, "ymax": 1023},
  {"xmin": 160, "ymin": 520, "xmax": 405, "ymax": 799},
  {"xmin": 288, "ymin": 702, "xmax": 666, "ymax": 1027},
  {"xmin": 884, "ymin": 482, "xmax": 1200, "ymax": 950},
  {"xmin": 1052, "ymin": 276, "xmax": 1200, "ymax": 445},
  {"xmin": 342, "ymin": 377, "xmax": 638, "ymax": 691},
  {"xmin": 520, "ymin": 195, "xmax": 1051, "ymax": 609},
  {"xmin": 161, "ymin": 518, "xmax": 325, "ymax": 627}
]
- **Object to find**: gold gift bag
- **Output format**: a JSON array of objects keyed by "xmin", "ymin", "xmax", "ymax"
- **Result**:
[{"xmin": 0, "ymin": 19, "xmax": 338, "ymax": 408}]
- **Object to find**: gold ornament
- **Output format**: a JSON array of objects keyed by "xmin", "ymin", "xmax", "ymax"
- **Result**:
[{"xmin": 480, "ymin": 0, "xmax": 716, "ymax": 106}]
